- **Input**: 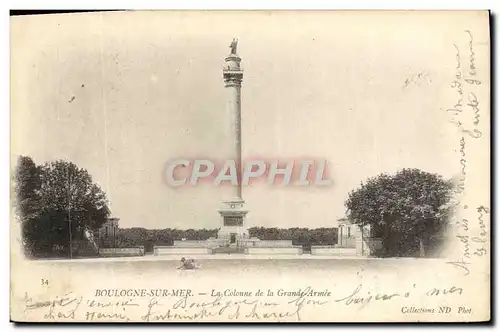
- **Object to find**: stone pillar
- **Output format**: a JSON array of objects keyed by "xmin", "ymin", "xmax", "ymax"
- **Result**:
[
  {"xmin": 217, "ymin": 40, "xmax": 248, "ymax": 244},
  {"xmin": 354, "ymin": 224, "xmax": 383, "ymax": 256},
  {"xmin": 223, "ymin": 52, "xmax": 243, "ymax": 197},
  {"xmin": 354, "ymin": 225, "xmax": 366, "ymax": 256},
  {"xmin": 339, "ymin": 225, "xmax": 344, "ymax": 246}
]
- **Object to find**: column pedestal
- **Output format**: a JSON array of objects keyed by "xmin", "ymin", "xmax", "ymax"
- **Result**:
[{"xmin": 217, "ymin": 198, "xmax": 248, "ymax": 247}]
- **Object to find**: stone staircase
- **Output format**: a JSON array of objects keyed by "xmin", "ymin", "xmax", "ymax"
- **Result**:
[{"xmin": 212, "ymin": 246, "xmax": 245, "ymax": 254}]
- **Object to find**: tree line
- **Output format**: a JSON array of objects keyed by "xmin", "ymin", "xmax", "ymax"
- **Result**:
[{"xmin": 103, "ymin": 227, "xmax": 338, "ymax": 252}]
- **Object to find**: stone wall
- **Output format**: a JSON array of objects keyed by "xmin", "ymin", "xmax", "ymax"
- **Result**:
[
  {"xmin": 356, "ymin": 237, "xmax": 383, "ymax": 256},
  {"xmin": 246, "ymin": 247, "xmax": 303, "ymax": 255},
  {"xmin": 206, "ymin": 238, "xmax": 228, "ymax": 248},
  {"xmin": 154, "ymin": 246, "xmax": 211, "ymax": 255},
  {"xmin": 72, "ymin": 240, "xmax": 98, "ymax": 257},
  {"xmin": 171, "ymin": 239, "xmax": 298, "ymax": 249},
  {"xmin": 172, "ymin": 240, "xmax": 208, "ymax": 248},
  {"xmin": 238, "ymin": 238, "xmax": 261, "ymax": 247},
  {"xmin": 311, "ymin": 246, "xmax": 357, "ymax": 256},
  {"xmin": 253, "ymin": 240, "xmax": 294, "ymax": 247},
  {"xmin": 99, "ymin": 247, "xmax": 145, "ymax": 257}
]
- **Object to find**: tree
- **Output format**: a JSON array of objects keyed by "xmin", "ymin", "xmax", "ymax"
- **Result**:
[
  {"xmin": 345, "ymin": 168, "xmax": 454, "ymax": 257},
  {"xmin": 13, "ymin": 156, "xmax": 42, "ymax": 254},
  {"xmin": 14, "ymin": 156, "xmax": 41, "ymax": 204},
  {"xmin": 39, "ymin": 160, "xmax": 110, "ymax": 248},
  {"xmin": 14, "ymin": 157, "xmax": 110, "ymax": 257}
]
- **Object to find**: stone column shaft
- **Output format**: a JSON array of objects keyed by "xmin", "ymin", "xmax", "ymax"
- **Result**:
[{"xmin": 223, "ymin": 54, "xmax": 243, "ymax": 199}]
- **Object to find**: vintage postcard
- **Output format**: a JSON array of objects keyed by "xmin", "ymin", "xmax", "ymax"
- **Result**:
[{"xmin": 10, "ymin": 10, "xmax": 490, "ymax": 322}]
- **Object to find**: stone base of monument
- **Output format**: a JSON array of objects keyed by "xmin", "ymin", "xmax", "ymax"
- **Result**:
[
  {"xmin": 152, "ymin": 238, "xmax": 306, "ymax": 256},
  {"xmin": 212, "ymin": 246, "xmax": 245, "ymax": 254}
]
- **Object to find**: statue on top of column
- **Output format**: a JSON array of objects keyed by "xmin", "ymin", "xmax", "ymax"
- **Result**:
[{"xmin": 229, "ymin": 38, "xmax": 238, "ymax": 55}]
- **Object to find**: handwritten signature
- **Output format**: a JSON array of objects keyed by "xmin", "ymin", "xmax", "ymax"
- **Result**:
[
  {"xmin": 445, "ymin": 29, "xmax": 488, "ymax": 277},
  {"xmin": 448, "ymin": 30, "xmax": 482, "ymax": 139},
  {"xmin": 24, "ymin": 292, "xmax": 83, "ymax": 320}
]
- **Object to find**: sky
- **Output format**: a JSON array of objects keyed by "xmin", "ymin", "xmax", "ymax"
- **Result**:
[{"xmin": 10, "ymin": 11, "xmax": 489, "ymax": 229}]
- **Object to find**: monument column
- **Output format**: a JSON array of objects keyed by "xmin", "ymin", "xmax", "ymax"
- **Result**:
[
  {"xmin": 223, "ymin": 39, "xmax": 243, "ymax": 198},
  {"xmin": 217, "ymin": 38, "xmax": 248, "ymax": 247}
]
